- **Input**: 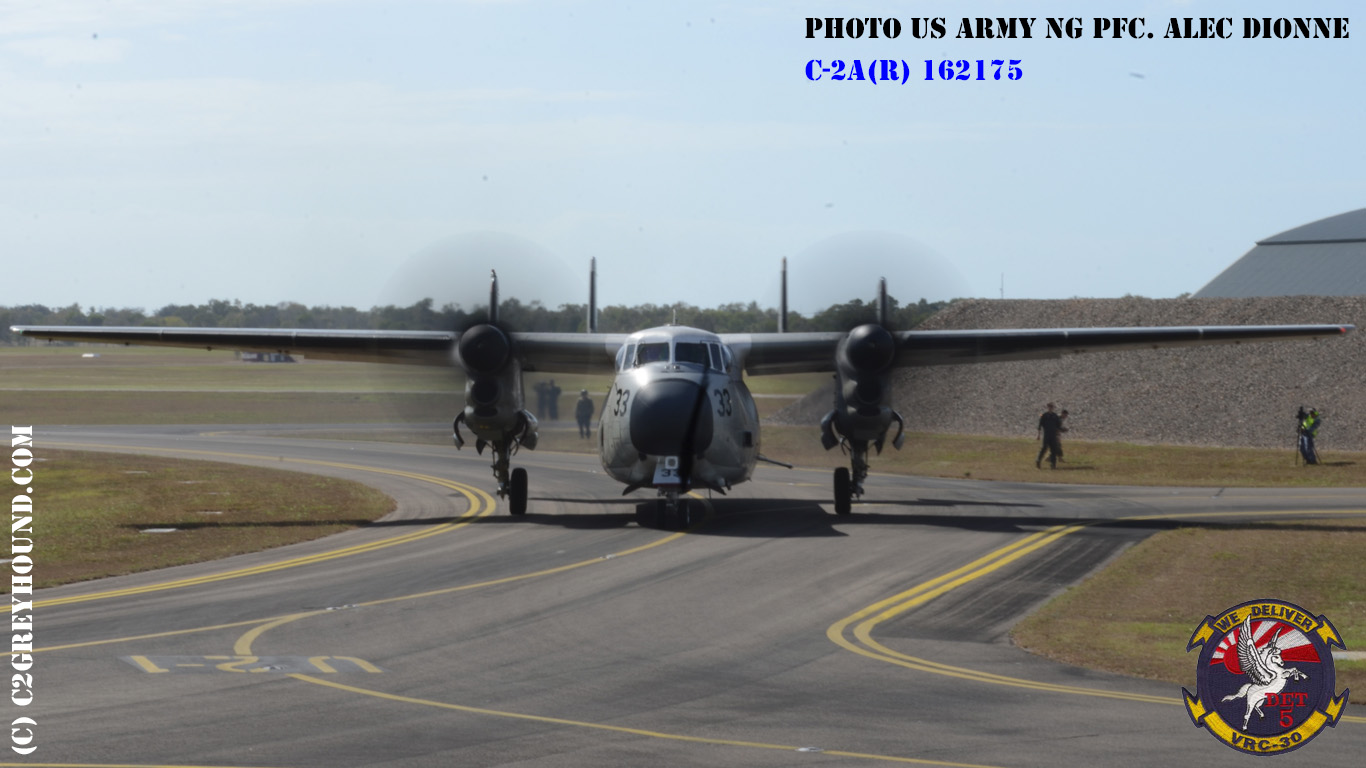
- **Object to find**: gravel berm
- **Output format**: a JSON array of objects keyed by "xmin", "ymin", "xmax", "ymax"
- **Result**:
[{"xmin": 769, "ymin": 296, "xmax": 1365, "ymax": 451}]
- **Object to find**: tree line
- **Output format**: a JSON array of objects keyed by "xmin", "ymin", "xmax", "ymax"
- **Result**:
[{"xmin": 1, "ymin": 296, "xmax": 953, "ymax": 345}]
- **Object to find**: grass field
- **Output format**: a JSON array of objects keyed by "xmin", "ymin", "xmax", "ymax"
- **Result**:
[
  {"xmin": 13, "ymin": 449, "xmax": 394, "ymax": 590},
  {"xmin": 1011, "ymin": 519, "xmax": 1366, "ymax": 704}
]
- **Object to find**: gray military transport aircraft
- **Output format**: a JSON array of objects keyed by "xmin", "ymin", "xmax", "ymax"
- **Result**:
[{"xmin": 13, "ymin": 260, "xmax": 1355, "ymax": 528}]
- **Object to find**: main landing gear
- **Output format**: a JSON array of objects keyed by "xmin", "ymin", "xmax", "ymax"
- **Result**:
[
  {"xmin": 454, "ymin": 414, "xmax": 530, "ymax": 516},
  {"xmin": 832, "ymin": 439, "xmax": 872, "ymax": 517},
  {"xmin": 490, "ymin": 444, "xmax": 528, "ymax": 516}
]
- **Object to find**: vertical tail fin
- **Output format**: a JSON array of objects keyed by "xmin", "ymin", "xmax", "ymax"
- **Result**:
[
  {"xmin": 588, "ymin": 258, "xmax": 598, "ymax": 333},
  {"xmin": 489, "ymin": 270, "xmax": 499, "ymax": 325},
  {"xmin": 779, "ymin": 257, "xmax": 788, "ymax": 333},
  {"xmin": 877, "ymin": 277, "xmax": 888, "ymax": 327}
]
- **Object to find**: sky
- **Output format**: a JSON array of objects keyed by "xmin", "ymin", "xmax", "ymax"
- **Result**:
[{"xmin": 3, "ymin": 0, "xmax": 1364, "ymax": 315}]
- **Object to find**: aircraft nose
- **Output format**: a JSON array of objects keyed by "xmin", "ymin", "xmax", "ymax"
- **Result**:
[{"xmin": 629, "ymin": 378, "xmax": 713, "ymax": 457}]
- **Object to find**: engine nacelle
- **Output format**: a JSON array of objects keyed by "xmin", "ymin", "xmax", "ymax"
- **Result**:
[
  {"xmin": 452, "ymin": 324, "xmax": 537, "ymax": 451},
  {"xmin": 825, "ymin": 323, "xmax": 903, "ymax": 451}
]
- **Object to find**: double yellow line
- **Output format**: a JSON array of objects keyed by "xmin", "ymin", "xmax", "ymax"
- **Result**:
[
  {"xmin": 824, "ymin": 524, "xmax": 1179, "ymax": 701},
  {"xmin": 24, "ymin": 442, "xmax": 498, "ymax": 611},
  {"xmin": 829, "ymin": 510, "xmax": 1366, "ymax": 718}
]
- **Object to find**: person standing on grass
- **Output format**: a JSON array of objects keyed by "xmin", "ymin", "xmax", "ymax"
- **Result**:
[
  {"xmin": 1036, "ymin": 402, "xmax": 1063, "ymax": 469},
  {"xmin": 575, "ymin": 389, "xmax": 595, "ymax": 439},
  {"xmin": 547, "ymin": 379, "xmax": 562, "ymax": 421},
  {"xmin": 1299, "ymin": 408, "xmax": 1322, "ymax": 465},
  {"xmin": 1056, "ymin": 409, "xmax": 1070, "ymax": 463}
]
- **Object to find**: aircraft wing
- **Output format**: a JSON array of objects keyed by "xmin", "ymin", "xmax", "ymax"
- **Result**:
[
  {"xmin": 13, "ymin": 323, "xmax": 1352, "ymax": 374},
  {"xmin": 9, "ymin": 325, "xmax": 631, "ymax": 372},
  {"xmin": 512, "ymin": 333, "xmax": 629, "ymax": 372},
  {"xmin": 727, "ymin": 324, "xmax": 1354, "ymax": 376},
  {"xmin": 10, "ymin": 326, "xmax": 458, "ymax": 365}
]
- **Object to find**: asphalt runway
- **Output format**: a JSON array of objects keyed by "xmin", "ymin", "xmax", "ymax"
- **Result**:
[{"xmin": 22, "ymin": 425, "xmax": 1366, "ymax": 767}]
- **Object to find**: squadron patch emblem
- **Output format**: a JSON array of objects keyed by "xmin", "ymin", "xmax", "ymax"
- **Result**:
[{"xmin": 1184, "ymin": 599, "xmax": 1348, "ymax": 755}]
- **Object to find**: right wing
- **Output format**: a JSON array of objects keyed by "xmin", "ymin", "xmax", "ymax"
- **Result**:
[
  {"xmin": 726, "ymin": 324, "xmax": 1354, "ymax": 376},
  {"xmin": 10, "ymin": 325, "xmax": 458, "ymax": 366},
  {"xmin": 9, "ymin": 325, "xmax": 629, "ymax": 373}
]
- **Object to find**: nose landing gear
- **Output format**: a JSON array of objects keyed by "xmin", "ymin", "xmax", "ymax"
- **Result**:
[{"xmin": 632, "ymin": 488, "xmax": 695, "ymax": 530}]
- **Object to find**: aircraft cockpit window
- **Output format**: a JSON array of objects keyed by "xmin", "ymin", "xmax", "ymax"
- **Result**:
[
  {"xmin": 674, "ymin": 342, "xmax": 709, "ymax": 367},
  {"xmin": 707, "ymin": 343, "xmax": 724, "ymax": 372},
  {"xmin": 617, "ymin": 344, "xmax": 636, "ymax": 372},
  {"xmin": 637, "ymin": 342, "xmax": 670, "ymax": 365}
]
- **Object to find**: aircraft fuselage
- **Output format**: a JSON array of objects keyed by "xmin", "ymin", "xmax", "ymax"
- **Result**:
[{"xmin": 598, "ymin": 326, "xmax": 759, "ymax": 493}]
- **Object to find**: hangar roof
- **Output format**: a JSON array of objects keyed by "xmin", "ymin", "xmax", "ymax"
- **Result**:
[
  {"xmin": 1193, "ymin": 208, "xmax": 1366, "ymax": 298},
  {"xmin": 1258, "ymin": 207, "xmax": 1366, "ymax": 245}
]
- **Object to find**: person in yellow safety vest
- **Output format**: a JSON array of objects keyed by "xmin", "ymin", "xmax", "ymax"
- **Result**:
[{"xmin": 1299, "ymin": 408, "xmax": 1322, "ymax": 465}]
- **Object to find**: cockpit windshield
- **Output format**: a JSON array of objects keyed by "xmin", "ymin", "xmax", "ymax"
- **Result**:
[
  {"xmin": 628, "ymin": 339, "xmax": 728, "ymax": 371},
  {"xmin": 636, "ymin": 342, "xmax": 670, "ymax": 365},
  {"xmin": 673, "ymin": 342, "xmax": 709, "ymax": 367}
]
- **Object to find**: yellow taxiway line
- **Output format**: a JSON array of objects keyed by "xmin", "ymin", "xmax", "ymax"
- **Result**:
[
  {"xmin": 829, "ymin": 507, "xmax": 1366, "ymax": 722},
  {"xmin": 21, "ymin": 441, "xmax": 497, "ymax": 611}
]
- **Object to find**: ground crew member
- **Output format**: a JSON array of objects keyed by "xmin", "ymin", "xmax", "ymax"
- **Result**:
[
  {"xmin": 1299, "ymin": 408, "xmax": 1322, "ymax": 465},
  {"xmin": 1036, "ymin": 403, "xmax": 1063, "ymax": 469},
  {"xmin": 575, "ymin": 389, "xmax": 595, "ymax": 438}
]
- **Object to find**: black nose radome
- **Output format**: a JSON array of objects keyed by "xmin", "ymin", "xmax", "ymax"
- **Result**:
[
  {"xmin": 629, "ymin": 379, "xmax": 713, "ymax": 457},
  {"xmin": 458, "ymin": 324, "xmax": 511, "ymax": 374}
]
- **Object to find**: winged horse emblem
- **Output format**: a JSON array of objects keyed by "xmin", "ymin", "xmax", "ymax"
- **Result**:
[{"xmin": 1220, "ymin": 615, "xmax": 1308, "ymax": 729}]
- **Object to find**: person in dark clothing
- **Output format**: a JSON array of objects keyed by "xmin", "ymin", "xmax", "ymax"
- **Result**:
[
  {"xmin": 575, "ymin": 389, "xmax": 595, "ymax": 438},
  {"xmin": 1036, "ymin": 402, "xmax": 1063, "ymax": 469},
  {"xmin": 1057, "ymin": 409, "xmax": 1070, "ymax": 463},
  {"xmin": 547, "ymin": 379, "xmax": 562, "ymax": 421},
  {"xmin": 533, "ymin": 381, "xmax": 549, "ymax": 419}
]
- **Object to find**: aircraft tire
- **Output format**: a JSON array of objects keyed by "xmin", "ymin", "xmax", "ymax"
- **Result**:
[
  {"xmin": 833, "ymin": 467, "xmax": 852, "ymax": 516},
  {"xmin": 655, "ymin": 497, "xmax": 690, "ymax": 531},
  {"xmin": 509, "ymin": 467, "xmax": 528, "ymax": 515}
]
